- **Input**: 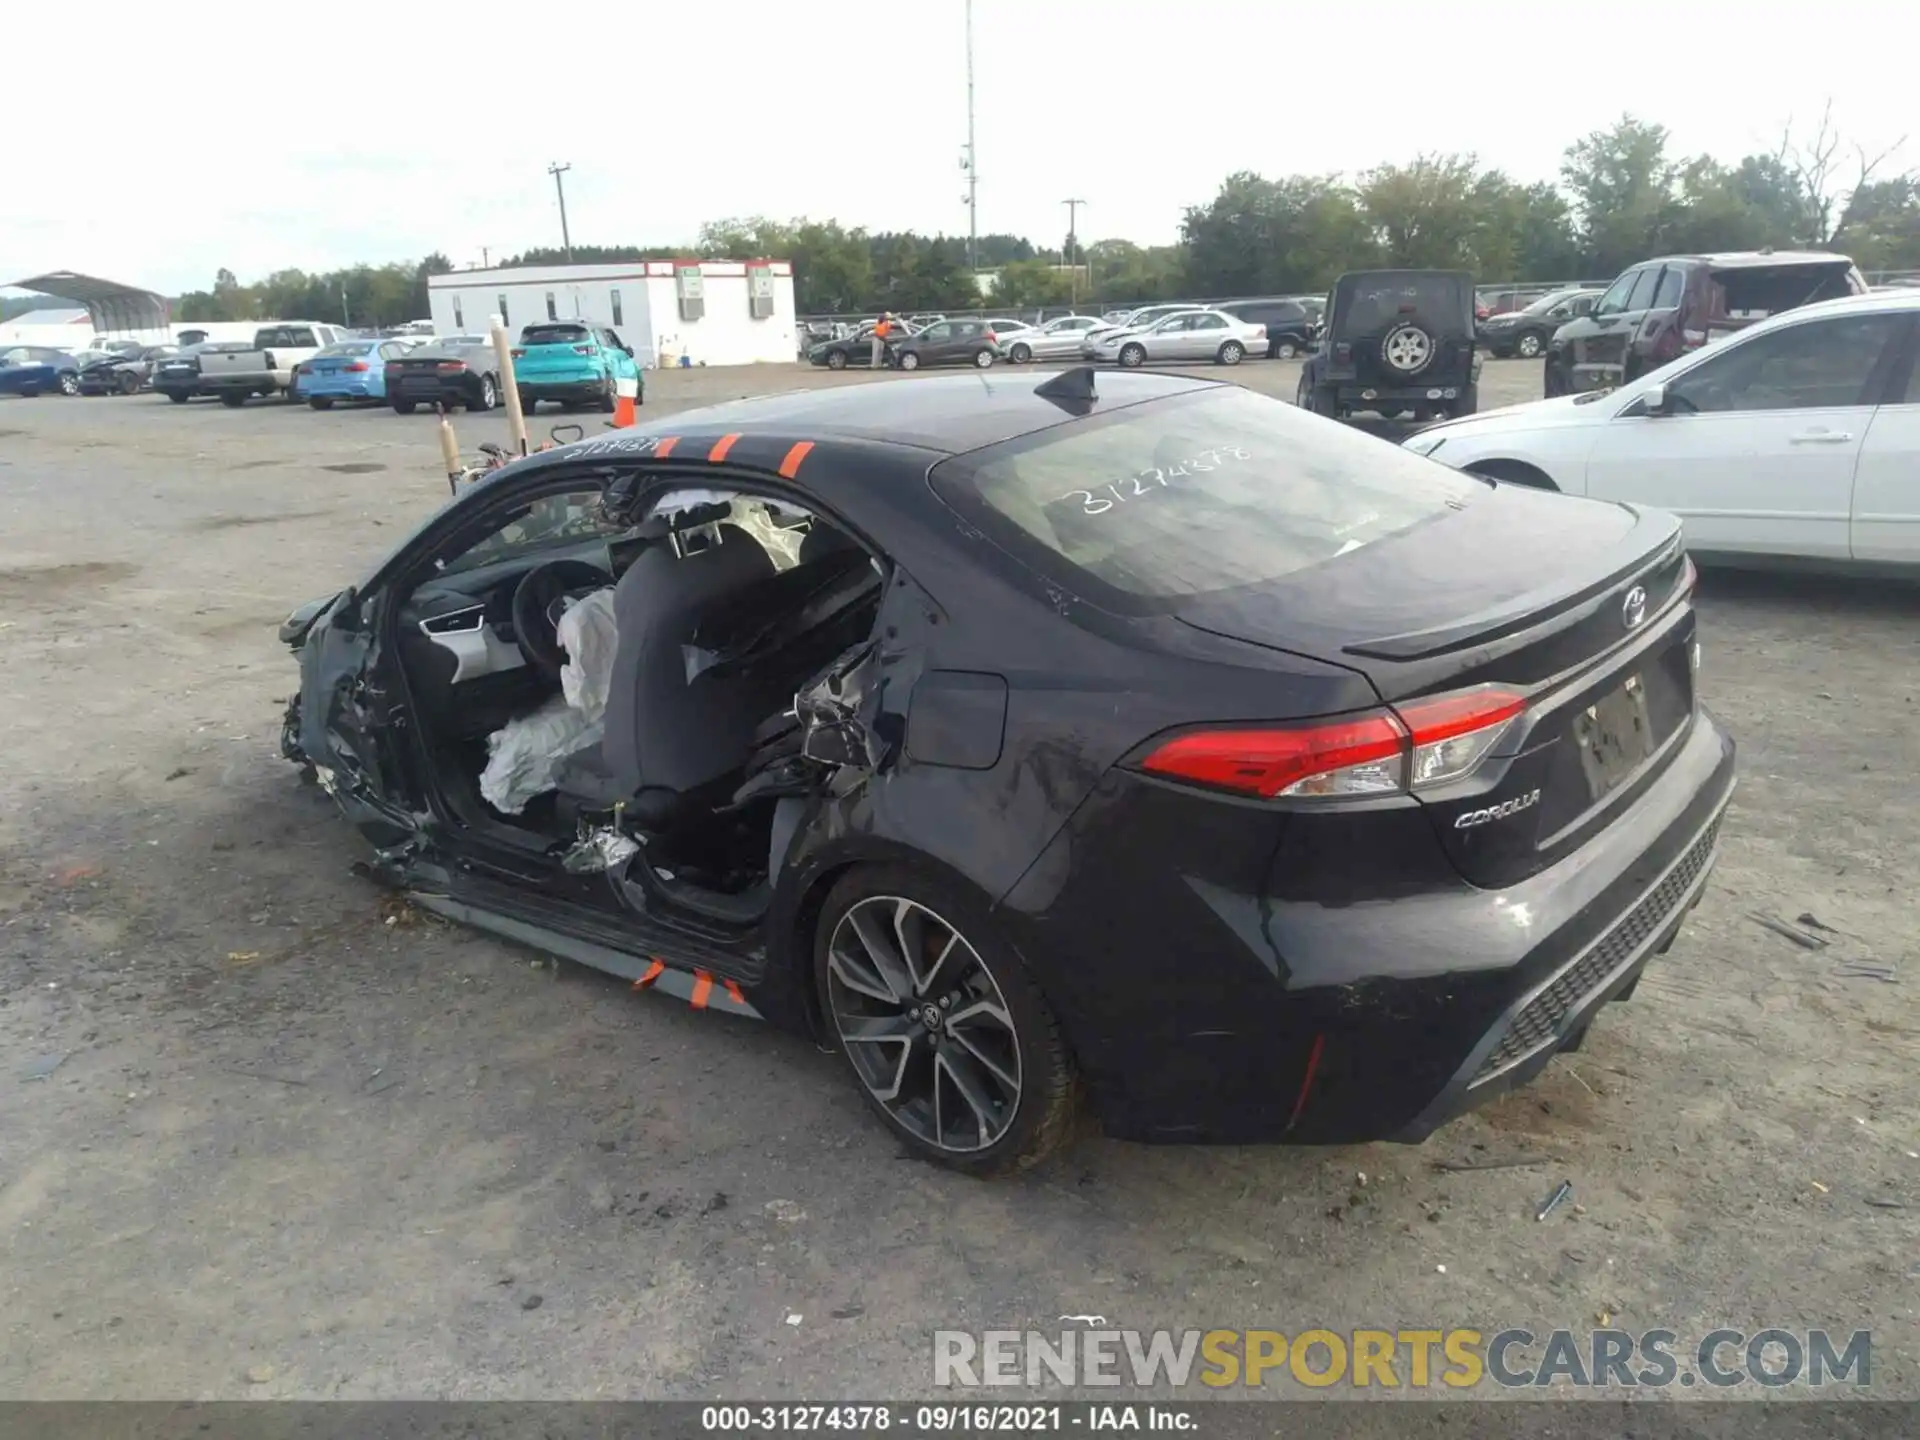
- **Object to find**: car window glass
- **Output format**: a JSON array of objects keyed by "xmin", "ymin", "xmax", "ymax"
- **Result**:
[
  {"xmin": 1192, "ymin": 314, "xmax": 1227, "ymax": 330},
  {"xmin": 1664, "ymin": 314, "xmax": 1903, "ymax": 414},
  {"xmin": 922, "ymin": 323, "xmax": 951, "ymax": 342},
  {"xmin": 1155, "ymin": 316, "xmax": 1190, "ymax": 332},
  {"xmin": 1651, "ymin": 268, "xmax": 1685, "ymax": 309},
  {"xmin": 1593, "ymin": 271, "xmax": 1639, "ymax": 317},
  {"xmin": 440, "ymin": 488, "xmax": 617, "ymax": 576},
  {"xmin": 1622, "ymin": 268, "xmax": 1662, "ymax": 312},
  {"xmin": 522, "ymin": 323, "xmax": 591, "ymax": 345},
  {"xmin": 930, "ymin": 386, "xmax": 1481, "ymax": 609}
]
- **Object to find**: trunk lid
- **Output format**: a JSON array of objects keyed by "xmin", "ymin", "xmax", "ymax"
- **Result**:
[{"xmin": 1176, "ymin": 486, "xmax": 1696, "ymax": 887}]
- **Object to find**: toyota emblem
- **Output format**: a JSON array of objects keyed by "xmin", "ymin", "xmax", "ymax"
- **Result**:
[{"xmin": 1621, "ymin": 585, "xmax": 1648, "ymax": 630}]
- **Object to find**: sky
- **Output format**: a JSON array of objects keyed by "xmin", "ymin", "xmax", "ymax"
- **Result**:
[{"xmin": 4, "ymin": 0, "xmax": 1911, "ymax": 298}]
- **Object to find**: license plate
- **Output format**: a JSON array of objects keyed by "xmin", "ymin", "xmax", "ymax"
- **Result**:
[{"xmin": 1572, "ymin": 674, "xmax": 1655, "ymax": 801}]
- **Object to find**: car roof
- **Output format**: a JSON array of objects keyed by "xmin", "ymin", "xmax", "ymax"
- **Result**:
[
  {"xmin": 548, "ymin": 368, "xmax": 1226, "ymax": 457},
  {"xmin": 1643, "ymin": 250, "xmax": 1855, "ymax": 269}
]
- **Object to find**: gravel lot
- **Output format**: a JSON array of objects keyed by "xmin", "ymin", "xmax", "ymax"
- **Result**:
[{"xmin": 1, "ymin": 357, "xmax": 1916, "ymax": 1400}]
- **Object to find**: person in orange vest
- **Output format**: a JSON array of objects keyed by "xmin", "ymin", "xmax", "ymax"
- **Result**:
[{"xmin": 870, "ymin": 312, "xmax": 894, "ymax": 369}]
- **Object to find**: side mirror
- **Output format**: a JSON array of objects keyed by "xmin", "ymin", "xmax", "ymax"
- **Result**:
[{"xmin": 1641, "ymin": 382, "xmax": 1669, "ymax": 416}]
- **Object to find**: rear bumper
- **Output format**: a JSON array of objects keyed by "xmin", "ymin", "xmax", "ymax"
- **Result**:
[
  {"xmin": 520, "ymin": 377, "xmax": 610, "ymax": 402},
  {"xmin": 999, "ymin": 707, "xmax": 1737, "ymax": 1145},
  {"xmin": 201, "ymin": 372, "xmax": 277, "ymax": 391},
  {"xmin": 305, "ymin": 379, "xmax": 380, "ymax": 399}
]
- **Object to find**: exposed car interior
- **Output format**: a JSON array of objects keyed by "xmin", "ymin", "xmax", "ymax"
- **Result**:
[{"xmin": 393, "ymin": 476, "xmax": 887, "ymax": 909}]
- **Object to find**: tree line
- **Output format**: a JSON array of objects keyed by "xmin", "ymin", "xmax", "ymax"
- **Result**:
[{"xmin": 56, "ymin": 108, "xmax": 1918, "ymax": 327}]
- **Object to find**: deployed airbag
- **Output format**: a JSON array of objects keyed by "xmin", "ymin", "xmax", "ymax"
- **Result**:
[{"xmin": 478, "ymin": 587, "xmax": 618, "ymax": 814}]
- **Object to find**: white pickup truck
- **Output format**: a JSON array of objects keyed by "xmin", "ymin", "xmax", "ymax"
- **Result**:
[{"xmin": 195, "ymin": 322, "xmax": 350, "ymax": 406}]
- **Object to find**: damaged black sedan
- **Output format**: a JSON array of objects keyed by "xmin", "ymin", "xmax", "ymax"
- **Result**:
[{"xmin": 280, "ymin": 368, "xmax": 1735, "ymax": 1174}]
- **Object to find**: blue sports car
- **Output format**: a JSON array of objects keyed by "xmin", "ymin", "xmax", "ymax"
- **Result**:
[
  {"xmin": 302, "ymin": 339, "xmax": 411, "ymax": 409},
  {"xmin": 0, "ymin": 346, "xmax": 80, "ymax": 397}
]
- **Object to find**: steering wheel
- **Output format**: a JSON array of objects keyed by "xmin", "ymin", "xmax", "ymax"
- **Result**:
[{"xmin": 510, "ymin": 558, "xmax": 611, "ymax": 675}]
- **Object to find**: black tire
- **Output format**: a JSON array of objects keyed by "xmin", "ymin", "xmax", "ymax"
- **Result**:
[
  {"xmin": 1118, "ymin": 343, "xmax": 1146, "ymax": 368},
  {"xmin": 898, "ymin": 351, "xmax": 921, "ymax": 371},
  {"xmin": 1515, "ymin": 331, "xmax": 1544, "ymax": 359},
  {"xmin": 219, "ymin": 392, "xmax": 247, "ymax": 407},
  {"xmin": 58, "ymin": 373, "xmax": 80, "ymax": 396},
  {"xmin": 471, "ymin": 374, "xmax": 498, "ymax": 411},
  {"xmin": 1453, "ymin": 383, "xmax": 1479, "ymax": 418},
  {"xmin": 1216, "ymin": 340, "xmax": 1245, "ymax": 366},
  {"xmin": 814, "ymin": 864, "xmax": 1081, "ymax": 1176},
  {"xmin": 392, "ymin": 400, "xmax": 417, "ymax": 415},
  {"xmin": 119, "ymin": 371, "xmax": 141, "ymax": 396},
  {"xmin": 1008, "ymin": 341, "xmax": 1032, "ymax": 363},
  {"xmin": 518, "ymin": 390, "xmax": 537, "ymax": 412},
  {"xmin": 166, "ymin": 391, "xmax": 190, "ymax": 403},
  {"xmin": 308, "ymin": 396, "xmax": 334, "ymax": 410},
  {"xmin": 826, "ymin": 349, "xmax": 848, "ymax": 371},
  {"xmin": 599, "ymin": 376, "xmax": 617, "ymax": 413},
  {"xmin": 1270, "ymin": 337, "xmax": 1300, "ymax": 360},
  {"xmin": 973, "ymin": 348, "xmax": 995, "ymax": 369}
]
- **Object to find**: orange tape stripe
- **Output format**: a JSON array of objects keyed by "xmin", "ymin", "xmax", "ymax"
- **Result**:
[
  {"xmin": 777, "ymin": 440, "xmax": 814, "ymax": 479},
  {"xmin": 723, "ymin": 978, "xmax": 747, "ymax": 1005},
  {"xmin": 707, "ymin": 433, "xmax": 741, "ymax": 463},
  {"xmin": 689, "ymin": 971, "xmax": 714, "ymax": 1010},
  {"xmin": 632, "ymin": 959, "xmax": 665, "ymax": 990},
  {"xmin": 654, "ymin": 436, "xmax": 679, "ymax": 458}
]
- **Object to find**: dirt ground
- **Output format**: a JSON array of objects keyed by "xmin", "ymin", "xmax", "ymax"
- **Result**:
[{"xmin": 1, "ymin": 357, "xmax": 1916, "ymax": 1400}]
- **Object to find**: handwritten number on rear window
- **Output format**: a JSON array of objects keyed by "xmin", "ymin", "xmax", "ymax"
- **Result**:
[{"xmin": 1057, "ymin": 446, "xmax": 1252, "ymax": 516}]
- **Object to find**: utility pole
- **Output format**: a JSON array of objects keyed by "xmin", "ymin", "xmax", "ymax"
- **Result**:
[
  {"xmin": 339, "ymin": 280, "xmax": 350, "ymax": 327},
  {"xmin": 547, "ymin": 162, "xmax": 574, "ymax": 262},
  {"xmin": 481, "ymin": 246, "xmax": 490, "ymax": 268},
  {"xmin": 961, "ymin": 0, "xmax": 978, "ymax": 274},
  {"xmin": 1062, "ymin": 197, "xmax": 1087, "ymax": 306}
]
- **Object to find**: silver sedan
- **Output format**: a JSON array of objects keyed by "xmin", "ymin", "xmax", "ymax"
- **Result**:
[
  {"xmin": 1083, "ymin": 309, "xmax": 1265, "ymax": 367},
  {"xmin": 1001, "ymin": 315, "xmax": 1110, "ymax": 363}
]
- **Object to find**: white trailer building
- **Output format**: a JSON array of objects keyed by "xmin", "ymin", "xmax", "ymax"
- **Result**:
[{"xmin": 426, "ymin": 260, "xmax": 797, "ymax": 369}]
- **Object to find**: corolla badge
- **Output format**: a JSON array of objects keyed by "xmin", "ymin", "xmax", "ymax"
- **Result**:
[
  {"xmin": 1454, "ymin": 789, "xmax": 1542, "ymax": 829},
  {"xmin": 1621, "ymin": 585, "xmax": 1648, "ymax": 630}
]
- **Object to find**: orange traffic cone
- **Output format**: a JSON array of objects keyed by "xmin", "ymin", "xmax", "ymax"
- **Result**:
[{"xmin": 612, "ymin": 374, "xmax": 639, "ymax": 428}]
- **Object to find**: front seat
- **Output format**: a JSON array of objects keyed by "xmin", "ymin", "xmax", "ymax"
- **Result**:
[{"xmin": 555, "ymin": 522, "xmax": 776, "ymax": 829}]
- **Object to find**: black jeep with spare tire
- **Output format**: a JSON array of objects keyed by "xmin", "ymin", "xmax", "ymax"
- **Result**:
[{"xmin": 1297, "ymin": 269, "xmax": 1480, "ymax": 424}]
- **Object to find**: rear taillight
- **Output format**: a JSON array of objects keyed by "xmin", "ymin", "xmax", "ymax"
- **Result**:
[
  {"xmin": 985, "ymin": 330, "xmax": 998, "ymax": 343},
  {"xmin": 1137, "ymin": 685, "xmax": 1526, "ymax": 800},
  {"xmin": 437, "ymin": 360, "xmax": 467, "ymax": 373},
  {"xmin": 510, "ymin": 347, "xmax": 526, "ymax": 358},
  {"xmin": 1334, "ymin": 342, "xmax": 1352, "ymax": 362},
  {"xmin": 573, "ymin": 344, "xmax": 594, "ymax": 354},
  {"xmin": 343, "ymin": 361, "xmax": 369, "ymax": 372}
]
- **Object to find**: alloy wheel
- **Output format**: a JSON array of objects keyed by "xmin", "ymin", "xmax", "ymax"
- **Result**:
[
  {"xmin": 826, "ymin": 895, "xmax": 1023, "ymax": 1154},
  {"xmin": 1382, "ymin": 324, "xmax": 1433, "ymax": 373},
  {"xmin": 59, "ymin": 373, "xmax": 79, "ymax": 396},
  {"xmin": 1517, "ymin": 332, "xmax": 1542, "ymax": 358}
]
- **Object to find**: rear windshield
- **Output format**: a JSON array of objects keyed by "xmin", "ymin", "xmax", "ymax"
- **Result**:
[
  {"xmin": 317, "ymin": 342, "xmax": 374, "ymax": 357},
  {"xmin": 929, "ymin": 387, "xmax": 1481, "ymax": 611},
  {"xmin": 522, "ymin": 323, "xmax": 591, "ymax": 345},
  {"xmin": 1337, "ymin": 274, "xmax": 1470, "ymax": 330},
  {"xmin": 1705, "ymin": 264, "xmax": 1861, "ymax": 322},
  {"xmin": 255, "ymin": 326, "xmax": 317, "ymax": 348}
]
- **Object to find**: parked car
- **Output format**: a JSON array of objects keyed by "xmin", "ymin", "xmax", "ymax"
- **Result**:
[
  {"xmin": 1477, "ymin": 288, "xmax": 1558, "ymax": 318},
  {"xmin": 152, "ymin": 342, "xmax": 231, "ymax": 402},
  {"xmin": 511, "ymin": 321, "xmax": 642, "ymax": 413},
  {"xmin": 0, "ymin": 346, "xmax": 79, "ymax": 396},
  {"xmin": 889, "ymin": 317, "xmax": 1004, "ymax": 370},
  {"xmin": 277, "ymin": 367, "xmax": 1734, "ymax": 1171},
  {"xmin": 386, "ymin": 336, "xmax": 506, "ymax": 413},
  {"xmin": 1082, "ymin": 301, "xmax": 1198, "ymax": 349},
  {"xmin": 302, "ymin": 339, "xmax": 414, "ymax": 409},
  {"xmin": 1001, "ymin": 315, "xmax": 1108, "ymax": 363},
  {"xmin": 197, "ymin": 322, "xmax": 351, "ymax": 406},
  {"xmin": 1085, "ymin": 309, "xmax": 1264, "ymax": 367},
  {"xmin": 1403, "ymin": 290, "xmax": 1919, "ymax": 571},
  {"xmin": 1545, "ymin": 251, "xmax": 1867, "ymax": 396},
  {"xmin": 77, "ymin": 344, "xmax": 178, "ymax": 395},
  {"xmin": 1297, "ymin": 270, "xmax": 1480, "ymax": 422},
  {"xmin": 1477, "ymin": 288, "xmax": 1602, "ymax": 359},
  {"xmin": 806, "ymin": 320, "xmax": 923, "ymax": 370},
  {"xmin": 1215, "ymin": 298, "xmax": 1317, "ymax": 359}
]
